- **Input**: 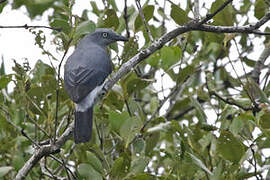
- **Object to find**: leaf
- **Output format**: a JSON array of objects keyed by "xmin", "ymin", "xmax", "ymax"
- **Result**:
[
  {"xmin": 257, "ymin": 108, "xmax": 270, "ymax": 129},
  {"xmin": 111, "ymin": 157, "xmax": 129, "ymax": 179},
  {"xmin": 121, "ymin": 73, "xmax": 150, "ymax": 97},
  {"xmin": 50, "ymin": 18, "xmax": 71, "ymax": 34},
  {"xmin": 90, "ymin": 1, "xmax": 101, "ymax": 15},
  {"xmin": 190, "ymin": 97, "xmax": 207, "ymax": 123},
  {"xmin": 97, "ymin": 9, "xmax": 119, "ymax": 29},
  {"xmin": 133, "ymin": 138, "xmax": 145, "ymax": 154},
  {"xmin": 210, "ymin": 0, "xmax": 234, "ymax": 26},
  {"xmin": 229, "ymin": 115, "xmax": 244, "ymax": 136},
  {"xmin": 86, "ymin": 151, "xmax": 104, "ymax": 175},
  {"xmin": 109, "ymin": 111, "xmax": 129, "ymax": 133},
  {"xmin": 170, "ymin": 4, "xmax": 190, "ymax": 25},
  {"xmin": 217, "ymin": 131, "xmax": 246, "ymax": 163},
  {"xmin": 129, "ymin": 173, "xmax": 156, "ymax": 180},
  {"xmin": 187, "ymin": 152, "xmax": 213, "ymax": 175},
  {"xmin": 135, "ymin": 5, "xmax": 155, "ymax": 31},
  {"xmin": 74, "ymin": 20, "xmax": 96, "ymax": 40},
  {"xmin": 0, "ymin": 166, "xmax": 13, "ymax": 177},
  {"xmin": 105, "ymin": 90, "xmax": 124, "ymax": 111},
  {"xmin": 0, "ymin": 74, "xmax": 12, "ymax": 89},
  {"xmin": 255, "ymin": 0, "xmax": 266, "ymax": 19},
  {"xmin": 77, "ymin": 163, "xmax": 102, "ymax": 180},
  {"xmin": 120, "ymin": 116, "xmax": 142, "ymax": 147},
  {"xmin": 0, "ymin": 56, "xmax": 5, "ymax": 76},
  {"xmin": 146, "ymin": 51, "xmax": 161, "ymax": 67},
  {"xmin": 161, "ymin": 46, "xmax": 182, "ymax": 71},
  {"xmin": 177, "ymin": 65, "xmax": 195, "ymax": 84},
  {"xmin": 0, "ymin": 0, "xmax": 7, "ymax": 14},
  {"xmin": 242, "ymin": 57, "xmax": 256, "ymax": 67},
  {"xmin": 145, "ymin": 132, "xmax": 160, "ymax": 155},
  {"xmin": 129, "ymin": 157, "xmax": 150, "ymax": 174}
]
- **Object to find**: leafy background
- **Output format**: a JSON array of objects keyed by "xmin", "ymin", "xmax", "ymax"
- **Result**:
[{"xmin": 0, "ymin": 0, "xmax": 270, "ymax": 179}]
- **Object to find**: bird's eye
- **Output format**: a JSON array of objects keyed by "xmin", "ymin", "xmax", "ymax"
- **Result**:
[{"xmin": 102, "ymin": 32, "xmax": 108, "ymax": 38}]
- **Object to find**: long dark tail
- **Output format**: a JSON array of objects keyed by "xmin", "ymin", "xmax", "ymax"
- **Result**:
[{"xmin": 74, "ymin": 107, "xmax": 93, "ymax": 144}]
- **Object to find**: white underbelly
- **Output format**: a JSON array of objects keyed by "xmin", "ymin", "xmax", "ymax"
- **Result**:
[{"xmin": 75, "ymin": 84, "xmax": 103, "ymax": 112}]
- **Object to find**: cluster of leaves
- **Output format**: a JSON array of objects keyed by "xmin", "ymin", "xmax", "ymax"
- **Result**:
[{"xmin": 1, "ymin": 0, "xmax": 270, "ymax": 179}]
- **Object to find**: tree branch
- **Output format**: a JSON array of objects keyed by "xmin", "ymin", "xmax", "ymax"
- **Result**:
[
  {"xmin": 15, "ymin": 123, "xmax": 73, "ymax": 180},
  {"xmin": 251, "ymin": 45, "xmax": 270, "ymax": 83},
  {"xmin": 0, "ymin": 24, "xmax": 61, "ymax": 31},
  {"xmin": 135, "ymin": 0, "xmax": 154, "ymax": 42}
]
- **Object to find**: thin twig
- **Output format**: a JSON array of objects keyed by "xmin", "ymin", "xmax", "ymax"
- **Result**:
[
  {"xmin": 124, "ymin": 0, "xmax": 130, "ymax": 38},
  {"xmin": 0, "ymin": 0, "xmax": 7, "ymax": 4},
  {"xmin": 250, "ymin": 144, "xmax": 260, "ymax": 180},
  {"xmin": 54, "ymin": 38, "xmax": 73, "ymax": 142},
  {"xmin": 205, "ymin": 76, "xmax": 252, "ymax": 111},
  {"xmin": 135, "ymin": 0, "xmax": 154, "ymax": 42},
  {"xmin": 27, "ymin": 115, "xmax": 51, "ymax": 138},
  {"xmin": 0, "ymin": 24, "xmax": 61, "ymax": 31},
  {"xmin": 199, "ymin": 0, "xmax": 233, "ymax": 25},
  {"xmin": 194, "ymin": 0, "xmax": 200, "ymax": 20}
]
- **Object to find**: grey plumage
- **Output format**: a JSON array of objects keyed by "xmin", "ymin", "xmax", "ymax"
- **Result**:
[{"xmin": 64, "ymin": 28, "xmax": 128, "ymax": 144}]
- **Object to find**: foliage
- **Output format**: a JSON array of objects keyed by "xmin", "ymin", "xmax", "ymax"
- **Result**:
[{"xmin": 0, "ymin": 0, "xmax": 270, "ymax": 179}]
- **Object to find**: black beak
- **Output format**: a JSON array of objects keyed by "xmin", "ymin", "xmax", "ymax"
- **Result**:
[{"xmin": 114, "ymin": 34, "xmax": 129, "ymax": 41}]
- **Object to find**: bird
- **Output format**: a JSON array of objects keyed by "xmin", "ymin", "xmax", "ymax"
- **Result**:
[{"xmin": 64, "ymin": 28, "xmax": 128, "ymax": 144}]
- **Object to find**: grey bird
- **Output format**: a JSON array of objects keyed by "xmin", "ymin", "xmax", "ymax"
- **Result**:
[{"xmin": 64, "ymin": 28, "xmax": 128, "ymax": 144}]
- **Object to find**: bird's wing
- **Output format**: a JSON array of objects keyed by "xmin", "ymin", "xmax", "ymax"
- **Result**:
[{"xmin": 64, "ymin": 66, "xmax": 109, "ymax": 103}]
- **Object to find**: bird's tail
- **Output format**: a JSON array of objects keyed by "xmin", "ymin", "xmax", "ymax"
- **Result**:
[{"xmin": 74, "ymin": 107, "xmax": 93, "ymax": 144}]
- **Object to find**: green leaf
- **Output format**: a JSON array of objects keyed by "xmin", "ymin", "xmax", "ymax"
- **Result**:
[
  {"xmin": 111, "ymin": 157, "xmax": 129, "ymax": 179},
  {"xmin": 97, "ymin": 9, "xmax": 119, "ymax": 29},
  {"xmin": 128, "ymin": 173, "xmax": 156, "ymax": 180},
  {"xmin": 190, "ymin": 97, "xmax": 207, "ymax": 123},
  {"xmin": 121, "ymin": 37, "xmax": 139, "ymax": 63},
  {"xmin": 161, "ymin": 46, "xmax": 181, "ymax": 71},
  {"xmin": 0, "ymin": 56, "xmax": 4, "ymax": 76},
  {"xmin": 170, "ymin": 4, "xmax": 190, "ymax": 25},
  {"xmin": 229, "ymin": 115, "xmax": 244, "ymax": 136},
  {"xmin": 129, "ymin": 157, "xmax": 150, "ymax": 174},
  {"xmin": 90, "ymin": 1, "xmax": 101, "ymax": 15},
  {"xmin": 121, "ymin": 73, "xmax": 150, "ymax": 97},
  {"xmin": 77, "ymin": 163, "xmax": 102, "ymax": 180},
  {"xmin": 145, "ymin": 132, "xmax": 160, "ymax": 155},
  {"xmin": 146, "ymin": 51, "xmax": 161, "ymax": 67},
  {"xmin": 187, "ymin": 152, "xmax": 213, "ymax": 175},
  {"xmin": 133, "ymin": 138, "xmax": 145, "ymax": 154},
  {"xmin": 242, "ymin": 57, "xmax": 256, "ymax": 67},
  {"xmin": 0, "ymin": 166, "xmax": 13, "ymax": 177},
  {"xmin": 177, "ymin": 65, "xmax": 195, "ymax": 84},
  {"xmin": 158, "ymin": 7, "xmax": 168, "ymax": 20},
  {"xmin": 257, "ymin": 109, "xmax": 270, "ymax": 129},
  {"xmin": 105, "ymin": 90, "xmax": 124, "ymax": 111},
  {"xmin": 86, "ymin": 151, "xmax": 104, "ymax": 175},
  {"xmin": 50, "ymin": 18, "xmax": 71, "ymax": 34},
  {"xmin": 255, "ymin": 0, "xmax": 266, "ymax": 19},
  {"xmin": 210, "ymin": 0, "xmax": 234, "ymax": 26},
  {"xmin": 120, "ymin": 116, "xmax": 142, "ymax": 147},
  {"xmin": 74, "ymin": 20, "xmax": 96, "ymax": 40},
  {"xmin": 0, "ymin": 0, "xmax": 7, "ymax": 14},
  {"xmin": 135, "ymin": 5, "xmax": 155, "ymax": 31},
  {"xmin": 0, "ymin": 74, "xmax": 12, "ymax": 89},
  {"xmin": 109, "ymin": 111, "xmax": 129, "ymax": 133},
  {"xmin": 217, "ymin": 131, "xmax": 246, "ymax": 163}
]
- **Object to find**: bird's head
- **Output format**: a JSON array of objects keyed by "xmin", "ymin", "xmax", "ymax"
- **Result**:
[{"xmin": 89, "ymin": 28, "xmax": 128, "ymax": 46}]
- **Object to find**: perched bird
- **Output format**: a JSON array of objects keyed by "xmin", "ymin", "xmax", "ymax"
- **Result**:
[{"xmin": 64, "ymin": 28, "xmax": 128, "ymax": 143}]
